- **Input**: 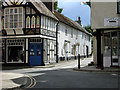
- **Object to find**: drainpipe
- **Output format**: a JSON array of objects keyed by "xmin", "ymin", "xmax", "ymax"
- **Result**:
[{"xmin": 56, "ymin": 21, "xmax": 59, "ymax": 63}]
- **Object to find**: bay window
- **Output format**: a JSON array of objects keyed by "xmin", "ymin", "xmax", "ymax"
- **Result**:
[{"xmin": 4, "ymin": 7, "xmax": 23, "ymax": 29}]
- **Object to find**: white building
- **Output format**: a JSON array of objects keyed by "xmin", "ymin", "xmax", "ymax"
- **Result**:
[{"xmin": 54, "ymin": 11, "xmax": 92, "ymax": 61}]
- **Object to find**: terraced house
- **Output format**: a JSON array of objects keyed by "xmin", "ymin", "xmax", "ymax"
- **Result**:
[{"xmin": 54, "ymin": 12, "xmax": 92, "ymax": 61}]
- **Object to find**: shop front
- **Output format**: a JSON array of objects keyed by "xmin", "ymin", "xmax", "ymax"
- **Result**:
[{"xmin": 103, "ymin": 31, "xmax": 120, "ymax": 67}]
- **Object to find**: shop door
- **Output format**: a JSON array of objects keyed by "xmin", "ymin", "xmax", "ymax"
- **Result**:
[
  {"xmin": 29, "ymin": 43, "xmax": 42, "ymax": 66},
  {"xmin": 103, "ymin": 31, "xmax": 120, "ymax": 67},
  {"xmin": 111, "ymin": 32, "xmax": 119, "ymax": 66}
]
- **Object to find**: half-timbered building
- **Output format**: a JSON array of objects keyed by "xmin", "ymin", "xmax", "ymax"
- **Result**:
[{"xmin": 1, "ymin": 0, "xmax": 58, "ymax": 65}]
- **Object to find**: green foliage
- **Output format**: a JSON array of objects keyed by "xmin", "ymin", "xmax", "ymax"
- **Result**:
[
  {"xmin": 54, "ymin": 1, "xmax": 63, "ymax": 13},
  {"xmin": 84, "ymin": 25, "xmax": 93, "ymax": 33},
  {"xmin": 57, "ymin": 8, "xmax": 63, "ymax": 13},
  {"xmin": 54, "ymin": 1, "xmax": 58, "ymax": 11}
]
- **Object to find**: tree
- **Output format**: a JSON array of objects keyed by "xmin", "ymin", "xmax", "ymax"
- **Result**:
[
  {"xmin": 54, "ymin": 1, "xmax": 63, "ymax": 13},
  {"xmin": 84, "ymin": 25, "xmax": 93, "ymax": 33}
]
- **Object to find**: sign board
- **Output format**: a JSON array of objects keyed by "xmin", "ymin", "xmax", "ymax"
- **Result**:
[{"xmin": 104, "ymin": 17, "xmax": 119, "ymax": 27}]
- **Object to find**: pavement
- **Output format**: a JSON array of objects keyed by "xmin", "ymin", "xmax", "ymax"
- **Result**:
[
  {"xmin": 1, "ymin": 56, "xmax": 120, "ymax": 89},
  {"xmin": 73, "ymin": 66, "xmax": 120, "ymax": 72},
  {"xmin": 1, "ymin": 72, "xmax": 26, "ymax": 90}
]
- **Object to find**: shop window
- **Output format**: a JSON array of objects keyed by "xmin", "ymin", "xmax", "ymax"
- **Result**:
[
  {"xmin": 26, "ymin": 16, "xmax": 30, "ymax": 28},
  {"xmin": 31, "ymin": 16, "xmax": 35, "ymax": 28}
]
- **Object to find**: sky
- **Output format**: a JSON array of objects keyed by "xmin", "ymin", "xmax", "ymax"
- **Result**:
[{"xmin": 58, "ymin": 0, "xmax": 91, "ymax": 27}]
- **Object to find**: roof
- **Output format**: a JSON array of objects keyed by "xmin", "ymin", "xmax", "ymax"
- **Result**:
[
  {"xmin": 30, "ymin": 0, "xmax": 58, "ymax": 20},
  {"xmin": 54, "ymin": 11, "xmax": 92, "ymax": 36}
]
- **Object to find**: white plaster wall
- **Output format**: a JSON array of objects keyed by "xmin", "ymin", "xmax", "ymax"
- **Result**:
[{"xmin": 58, "ymin": 22, "xmax": 91, "ymax": 59}]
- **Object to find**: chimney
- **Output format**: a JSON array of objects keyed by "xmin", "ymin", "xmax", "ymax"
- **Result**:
[
  {"xmin": 77, "ymin": 16, "xmax": 81, "ymax": 26},
  {"xmin": 42, "ymin": 0, "xmax": 54, "ymax": 13}
]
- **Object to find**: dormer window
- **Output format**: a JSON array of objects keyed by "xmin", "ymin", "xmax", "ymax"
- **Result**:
[{"xmin": 4, "ymin": 7, "xmax": 23, "ymax": 29}]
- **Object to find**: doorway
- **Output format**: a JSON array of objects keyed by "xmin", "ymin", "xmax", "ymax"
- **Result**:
[
  {"xmin": 29, "ymin": 43, "xmax": 42, "ymax": 66},
  {"xmin": 103, "ymin": 31, "xmax": 120, "ymax": 67},
  {"xmin": 86, "ymin": 46, "xmax": 89, "ymax": 57}
]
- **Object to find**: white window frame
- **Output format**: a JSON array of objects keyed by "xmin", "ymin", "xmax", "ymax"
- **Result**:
[{"xmin": 4, "ymin": 7, "xmax": 23, "ymax": 29}]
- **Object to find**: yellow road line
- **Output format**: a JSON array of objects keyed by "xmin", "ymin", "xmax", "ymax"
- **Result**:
[
  {"xmin": 25, "ymin": 75, "xmax": 33, "ymax": 88},
  {"xmin": 25, "ymin": 74, "xmax": 37, "ymax": 88},
  {"xmin": 30, "ymin": 77, "xmax": 37, "ymax": 88}
]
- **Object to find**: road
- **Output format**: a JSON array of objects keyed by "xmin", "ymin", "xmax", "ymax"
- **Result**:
[{"xmin": 2, "ymin": 56, "xmax": 120, "ymax": 89}]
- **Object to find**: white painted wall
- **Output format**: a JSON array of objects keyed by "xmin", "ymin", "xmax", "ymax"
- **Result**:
[{"xmin": 58, "ymin": 22, "xmax": 91, "ymax": 60}]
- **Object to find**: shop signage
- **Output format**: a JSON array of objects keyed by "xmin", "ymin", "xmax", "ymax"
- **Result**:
[{"xmin": 104, "ymin": 17, "xmax": 119, "ymax": 27}]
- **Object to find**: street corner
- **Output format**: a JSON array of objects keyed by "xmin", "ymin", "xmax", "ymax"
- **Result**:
[{"xmin": 2, "ymin": 72, "xmax": 26, "ymax": 90}]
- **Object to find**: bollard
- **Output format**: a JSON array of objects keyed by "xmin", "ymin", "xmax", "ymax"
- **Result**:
[{"xmin": 78, "ymin": 54, "xmax": 80, "ymax": 69}]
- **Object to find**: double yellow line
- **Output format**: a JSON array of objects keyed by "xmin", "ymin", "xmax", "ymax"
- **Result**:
[{"xmin": 25, "ymin": 75, "xmax": 37, "ymax": 88}]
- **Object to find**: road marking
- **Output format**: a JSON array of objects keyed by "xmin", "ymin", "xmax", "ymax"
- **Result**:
[
  {"xmin": 30, "ymin": 77, "xmax": 37, "ymax": 88},
  {"xmin": 25, "ymin": 74, "xmax": 37, "ymax": 88}
]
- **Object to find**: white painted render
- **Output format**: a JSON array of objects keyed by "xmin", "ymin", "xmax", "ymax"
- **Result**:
[{"xmin": 58, "ymin": 22, "xmax": 91, "ymax": 59}]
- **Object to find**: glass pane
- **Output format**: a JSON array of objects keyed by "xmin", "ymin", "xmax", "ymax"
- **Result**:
[
  {"xmin": 14, "ymin": 22, "xmax": 18, "ymax": 28},
  {"xmin": 32, "ymin": 9, "xmax": 35, "ymax": 14},
  {"xmin": 5, "ymin": 15, "xmax": 9, "ymax": 22},
  {"xmin": 19, "ymin": 8, "xmax": 22, "ymax": 14},
  {"xmin": 19, "ymin": 14, "xmax": 22, "ymax": 22},
  {"xmin": 112, "ymin": 32, "xmax": 118, "ymax": 56},
  {"xmin": 31, "ymin": 16, "xmax": 35, "ymax": 28},
  {"xmin": 5, "ymin": 23, "xmax": 8, "ymax": 28},
  {"xmin": 14, "ymin": 8, "xmax": 18, "ymax": 13},
  {"xmin": 26, "ymin": 7, "xmax": 30, "ymax": 14},
  {"xmin": 10, "ymin": 23, "xmax": 13, "ymax": 28},
  {"xmin": 5, "ymin": 9, "xmax": 9, "ymax": 14},
  {"xmin": 36, "ymin": 16, "xmax": 40, "ymax": 28},
  {"xmin": 10, "ymin": 15, "xmax": 13, "ymax": 22},
  {"xmin": 19, "ymin": 22, "xmax": 22, "ymax": 27},
  {"xmin": 26, "ymin": 16, "xmax": 30, "ymax": 28},
  {"xmin": 10, "ymin": 9, "xmax": 13, "ymax": 14},
  {"xmin": 104, "ymin": 32, "xmax": 111, "ymax": 56},
  {"xmin": 14, "ymin": 14, "xmax": 18, "ymax": 22}
]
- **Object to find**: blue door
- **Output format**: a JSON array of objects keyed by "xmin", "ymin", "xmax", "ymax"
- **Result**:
[{"xmin": 29, "ymin": 43, "xmax": 42, "ymax": 66}]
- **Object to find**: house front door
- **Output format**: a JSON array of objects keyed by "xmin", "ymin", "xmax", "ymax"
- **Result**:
[{"xmin": 29, "ymin": 43, "xmax": 42, "ymax": 66}]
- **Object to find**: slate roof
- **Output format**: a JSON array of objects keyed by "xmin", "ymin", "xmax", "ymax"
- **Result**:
[
  {"xmin": 30, "ymin": 0, "xmax": 58, "ymax": 20},
  {"xmin": 54, "ymin": 11, "xmax": 92, "ymax": 36}
]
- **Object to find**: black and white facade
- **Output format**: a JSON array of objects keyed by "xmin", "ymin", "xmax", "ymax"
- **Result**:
[{"xmin": 1, "ymin": 0, "xmax": 58, "ymax": 65}]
